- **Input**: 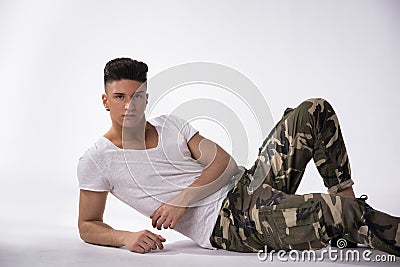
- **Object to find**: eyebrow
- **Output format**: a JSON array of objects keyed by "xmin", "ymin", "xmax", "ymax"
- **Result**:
[{"xmin": 112, "ymin": 90, "xmax": 145, "ymax": 95}]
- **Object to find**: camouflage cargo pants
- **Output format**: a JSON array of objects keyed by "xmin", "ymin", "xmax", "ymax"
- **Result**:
[{"xmin": 210, "ymin": 98, "xmax": 400, "ymax": 256}]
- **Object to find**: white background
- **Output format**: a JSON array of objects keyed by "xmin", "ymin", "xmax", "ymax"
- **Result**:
[{"xmin": 1, "ymin": 0, "xmax": 399, "ymax": 252}]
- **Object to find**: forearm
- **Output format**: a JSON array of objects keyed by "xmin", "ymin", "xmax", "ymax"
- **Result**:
[
  {"xmin": 170, "ymin": 153, "xmax": 239, "ymax": 207},
  {"xmin": 78, "ymin": 220, "xmax": 128, "ymax": 247}
]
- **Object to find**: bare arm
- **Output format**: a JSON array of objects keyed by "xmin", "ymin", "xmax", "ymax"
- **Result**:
[
  {"xmin": 172, "ymin": 132, "xmax": 239, "ymax": 206},
  {"xmin": 151, "ymin": 133, "xmax": 239, "ymax": 229},
  {"xmin": 78, "ymin": 189, "xmax": 165, "ymax": 253}
]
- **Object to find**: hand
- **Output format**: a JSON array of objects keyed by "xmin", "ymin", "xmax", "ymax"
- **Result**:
[
  {"xmin": 150, "ymin": 203, "xmax": 188, "ymax": 230},
  {"xmin": 122, "ymin": 230, "xmax": 166, "ymax": 254}
]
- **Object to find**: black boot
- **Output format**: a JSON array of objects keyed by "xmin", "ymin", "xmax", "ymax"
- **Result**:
[
  {"xmin": 330, "ymin": 195, "xmax": 369, "ymax": 249},
  {"xmin": 357, "ymin": 195, "xmax": 400, "ymax": 257}
]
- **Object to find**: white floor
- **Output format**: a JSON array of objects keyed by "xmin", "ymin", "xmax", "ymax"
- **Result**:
[
  {"xmin": 1, "ymin": 175, "xmax": 399, "ymax": 267},
  {"xmin": 1, "ymin": 219, "xmax": 398, "ymax": 267}
]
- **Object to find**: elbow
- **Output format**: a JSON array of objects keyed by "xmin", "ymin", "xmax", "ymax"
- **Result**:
[
  {"xmin": 227, "ymin": 157, "xmax": 239, "ymax": 177},
  {"xmin": 221, "ymin": 153, "xmax": 239, "ymax": 177},
  {"xmin": 78, "ymin": 220, "xmax": 90, "ymax": 243}
]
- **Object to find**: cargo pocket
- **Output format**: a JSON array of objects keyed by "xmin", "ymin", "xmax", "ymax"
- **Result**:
[{"xmin": 259, "ymin": 200, "xmax": 329, "ymax": 251}]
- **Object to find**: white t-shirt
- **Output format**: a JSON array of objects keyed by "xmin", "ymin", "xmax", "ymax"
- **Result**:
[{"xmin": 77, "ymin": 114, "xmax": 245, "ymax": 249}]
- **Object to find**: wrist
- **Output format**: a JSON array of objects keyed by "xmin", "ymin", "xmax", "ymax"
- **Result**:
[
  {"xmin": 115, "ymin": 230, "xmax": 130, "ymax": 246},
  {"xmin": 169, "ymin": 191, "xmax": 191, "ymax": 207}
]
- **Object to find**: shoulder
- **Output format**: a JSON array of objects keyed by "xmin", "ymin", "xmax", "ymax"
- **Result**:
[
  {"xmin": 77, "ymin": 137, "xmax": 112, "ymax": 191},
  {"xmin": 77, "ymin": 137, "xmax": 115, "ymax": 172},
  {"xmin": 150, "ymin": 114, "xmax": 198, "ymax": 141},
  {"xmin": 80, "ymin": 137, "xmax": 110, "ymax": 159},
  {"xmin": 151, "ymin": 114, "xmax": 194, "ymax": 131},
  {"xmin": 150, "ymin": 114, "xmax": 186, "ymax": 126}
]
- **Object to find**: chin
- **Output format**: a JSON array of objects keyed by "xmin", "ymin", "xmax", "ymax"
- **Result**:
[
  {"xmin": 122, "ymin": 115, "xmax": 145, "ymax": 128},
  {"xmin": 122, "ymin": 119, "xmax": 139, "ymax": 128}
]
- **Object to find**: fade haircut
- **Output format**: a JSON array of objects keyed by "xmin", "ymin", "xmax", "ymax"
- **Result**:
[{"xmin": 104, "ymin": 58, "xmax": 148, "ymax": 90}]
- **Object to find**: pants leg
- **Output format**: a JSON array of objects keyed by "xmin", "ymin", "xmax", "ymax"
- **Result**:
[
  {"xmin": 248, "ymin": 97, "xmax": 353, "ymax": 194},
  {"xmin": 210, "ymin": 98, "xmax": 400, "ymax": 256},
  {"xmin": 210, "ymin": 174, "xmax": 400, "ymax": 256}
]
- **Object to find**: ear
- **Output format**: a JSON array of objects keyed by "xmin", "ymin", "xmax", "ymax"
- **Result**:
[
  {"xmin": 102, "ymin": 94, "xmax": 110, "ymax": 111},
  {"xmin": 146, "ymin": 93, "xmax": 149, "ymax": 104}
]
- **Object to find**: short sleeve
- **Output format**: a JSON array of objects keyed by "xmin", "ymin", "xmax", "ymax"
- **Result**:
[
  {"xmin": 77, "ymin": 150, "xmax": 111, "ymax": 192},
  {"xmin": 169, "ymin": 115, "xmax": 199, "ymax": 142}
]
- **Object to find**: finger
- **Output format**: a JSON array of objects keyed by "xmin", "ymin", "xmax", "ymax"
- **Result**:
[
  {"xmin": 150, "ymin": 205, "xmax": 163, "ymax": 219},
  {"xmin": 169, "ymin": 219, "xmax": 177, "ymax": 229},
  {"xmin": 163, "ymin": 219, "xmax": 172, "ymax": 229},
  {"xmin": 150, "ymin": 209, "xmax": 157, "ymax": 219},
  {"xmin": 145, "ymin": 232, "xmax": 164, "ymax": 250},
  {"xmin": 156, "ymin": 238, "xmax": 164, "ymax": 250},
  {"xmin": 139, "ymin": 242, "xmax": 152, "ymax": 254},
  {"xmin": 133, "ymin": 245, "xmax": 145, "ymax": 254},
  {"xmin": 152, "ymin": 213, "xmax": 160, "ymax": 228},
  {"xmin": 157, "ymin": 216, "xmax": 166, "ymax": 230},
  {"xmin": 144, "ymin": 236, "xmax": 157, "ymax": 250},
  {"xmin": 157, "ymin": 234, "xmax": 167, "ymax": 242},
  {"xmin": 137, "ymin": 245, "xmax": 146, "ymax": 254},
  {"xmin": 152, "ymin": 236, "xmax": 164, "ymax": 250}
]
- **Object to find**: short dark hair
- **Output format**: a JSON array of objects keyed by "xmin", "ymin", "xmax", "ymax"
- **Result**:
[{"xmin": 104, "ymin": 58, "xmax": 148, "ymax": 88}]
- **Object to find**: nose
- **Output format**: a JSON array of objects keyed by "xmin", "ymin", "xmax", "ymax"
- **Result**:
[{"xmin": 125, "ymin": 100, "xmax": 136, "ymax": 111}]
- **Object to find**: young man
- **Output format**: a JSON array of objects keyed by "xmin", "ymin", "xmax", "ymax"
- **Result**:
[{"xmin": 77, "ymin": 58, "xmax": 400, "ymax": 256}]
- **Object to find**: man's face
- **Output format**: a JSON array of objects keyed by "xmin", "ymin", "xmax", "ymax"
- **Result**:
[{"xmin": 102, "ymin": 79, "xmax": 148, "ymax": 128}]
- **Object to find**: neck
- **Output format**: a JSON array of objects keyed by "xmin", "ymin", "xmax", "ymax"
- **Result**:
[
  {"xmin": 107, "ymin": 116, "xmax": 148, "ymax": 147},
  {"xmin": 122, "ymin": 117, "xmax": 147, "ymax": 142}
]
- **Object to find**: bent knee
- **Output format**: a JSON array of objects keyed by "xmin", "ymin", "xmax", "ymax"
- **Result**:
[
  {"xmin": 304, "ymin": 97, "xmax": 329, "ymax": 106},
  {"xmin": 300, "ymin": 97, "xmax": 335, "ymax": 115}
]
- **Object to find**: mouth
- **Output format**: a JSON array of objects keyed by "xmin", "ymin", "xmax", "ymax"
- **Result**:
[{"xmin": 122, "ymin": 115, "xmax": 137, "ymax": 121}]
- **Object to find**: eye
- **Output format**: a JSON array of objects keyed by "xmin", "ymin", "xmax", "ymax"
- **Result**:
[
  {"xmin": 115, "ymin": 95, "xmax": 124, "ymax": 100},
  {"xmin": 134, "ymin": 95, "xmax": 142, "ymax": 99}
]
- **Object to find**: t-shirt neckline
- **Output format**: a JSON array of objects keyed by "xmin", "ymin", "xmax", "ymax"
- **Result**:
[{"xmin": 101, "ymin": 121, "xmax": 160, "ymax": 152}]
